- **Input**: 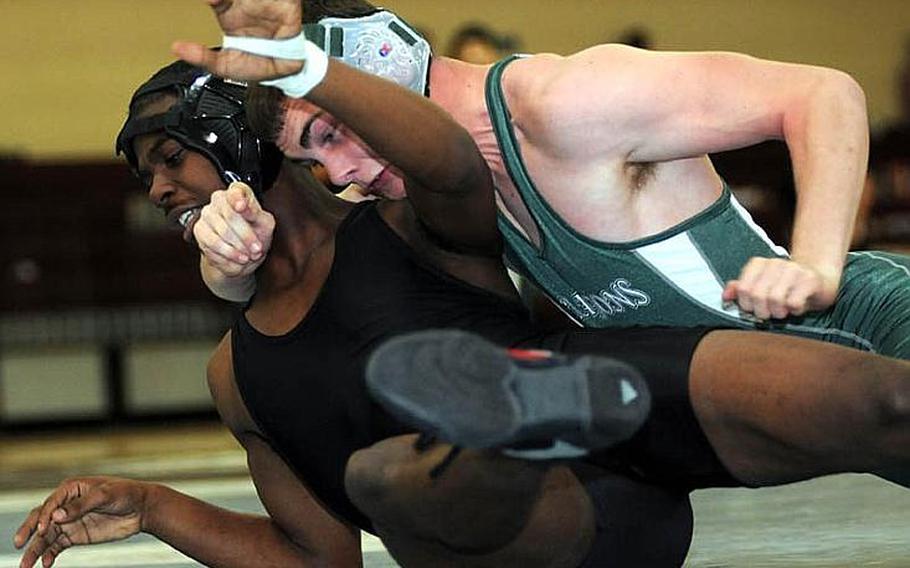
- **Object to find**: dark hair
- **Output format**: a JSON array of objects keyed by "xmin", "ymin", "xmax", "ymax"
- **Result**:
[
  {"xmin": 301, "ymin": 0, "xmax": 378, "ymax": 24},
  {"xmin": 246, "ymin": 84, "xmax": 287, "ymax": 144}
]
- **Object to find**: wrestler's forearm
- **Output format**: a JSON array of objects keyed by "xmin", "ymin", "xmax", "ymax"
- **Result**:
[
  {"xmin": 784, "ymin": 69, "xmax": 869, "ymax": 278},
  {"xmin": 142, "ymin": 484, "xmax": 326, "ymax": 567},
  {"xmin": 307, "ymin": 60, "xmax": 490, "ymax": 197},
  {"xmin": 307, "ymin": 59, "xmax": 500, "ymax": 252}
]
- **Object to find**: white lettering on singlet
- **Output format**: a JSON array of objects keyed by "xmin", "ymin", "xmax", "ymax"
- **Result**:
[{"xmin": 558, "ymin": 278, "xmax": 651, "ymax": 318}]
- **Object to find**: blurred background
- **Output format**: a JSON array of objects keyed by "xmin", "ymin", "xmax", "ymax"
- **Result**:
[
  {"xmin": 1, "ymin": 3, "xmax": 909, "ymax": 566},
  {"xmin": 5, "ymin": 0, "xmax": 910, "ymax": 157}
]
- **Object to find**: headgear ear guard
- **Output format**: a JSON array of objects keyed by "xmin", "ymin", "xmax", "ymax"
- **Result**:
[
  {"xmin": 304, "ymin": 9, "xmax": 432, "ymax": 96},
  {"xmin": 115, "ymin": 60, "xmax": 283, "ymax": 195}
]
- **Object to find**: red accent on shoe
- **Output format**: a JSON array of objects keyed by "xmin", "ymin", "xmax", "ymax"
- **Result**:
[{"xmin": 507, "ymin": 348, "xmax": 554, "ymax": 362}]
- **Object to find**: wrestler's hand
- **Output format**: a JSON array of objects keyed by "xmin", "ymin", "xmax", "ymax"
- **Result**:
[
  {"xmin": 172, "ymin": 0, "xmax": 303, "ymax": 82},
  {"xmin": 195, "ymin": 182, "xmax": 275, "ymax": 279},
  {"xmin": 723, "ymin": 257, "xmax": 840, "ymax": 320},
  {"xmin": 14, "ymin": 477, "xmax": 150, "ymax": 568}
]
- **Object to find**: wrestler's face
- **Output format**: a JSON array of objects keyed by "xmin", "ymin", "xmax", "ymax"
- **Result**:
[
  {"xmin": 276, "ymin": 98, "xmax": 406, "ymax": 199},
  {"xmin": 133, "ymin": 131, "xmax": 225, "ymax": 244}
]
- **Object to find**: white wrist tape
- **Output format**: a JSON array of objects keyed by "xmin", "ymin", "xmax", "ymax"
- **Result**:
[
  {"xmin": 222, "ymin": 32, "xmax": 311, "ymax": 60},
  {"xmin": 260, "ymin": 43, "xmax": 328, "ymax": 98},
  {"xmin": 222, "ymin": 32, "xmax": 329, "ymax": 98}
]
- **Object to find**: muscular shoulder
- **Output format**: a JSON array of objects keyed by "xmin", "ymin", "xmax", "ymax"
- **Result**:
[
  {"xmin": 502, "ymin": 47, "xmax": 627, "ymax": 112},
  {"xmin": 500, "ymin": 45, "xmax": 643, "ymax": 160},
  {"xmin": 497, "ymin": 52, "xmax": 564, "ymax": 124},
  {"xmin": 207, "ymin": 331, "xmax": 260, "ymax": 437}
]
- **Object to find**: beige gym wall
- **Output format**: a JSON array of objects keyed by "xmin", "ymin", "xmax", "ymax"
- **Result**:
[{"xmin": 1, "ymin": 0, "xmax": 907, "ymax": 159}]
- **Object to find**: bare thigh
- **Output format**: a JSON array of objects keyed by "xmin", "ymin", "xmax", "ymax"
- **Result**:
[
  {"xmin": 348, "ymin": 435, "xmax": 596, "ymax": 568},
  {"xmin": 690, "ymin": 330, "xmax": 910, "ymax": 485}
]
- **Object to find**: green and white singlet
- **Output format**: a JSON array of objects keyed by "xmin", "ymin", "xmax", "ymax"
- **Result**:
[{"xmin": 486, "ymin": 55, "xmax": 910, "ymax": 359}]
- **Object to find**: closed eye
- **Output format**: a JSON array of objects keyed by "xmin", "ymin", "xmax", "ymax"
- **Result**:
[
  {"xmin": 320, "ymin": 129, "xmax": 337, "ymax": 145},
  {"xmin": 164, "ymin": 148, "xmax": 185, "ymax": 168},
  {"xmin": 290, "ymin": 157, "xmax": 317, "ymax": 168}
]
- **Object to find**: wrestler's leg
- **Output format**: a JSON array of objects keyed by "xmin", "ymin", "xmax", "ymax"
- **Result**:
[
  {"xmin": 345, "ymin": 435, "xmax": 692, "ymax": 567},
  {"xmin": 366, "ymin": 328, "xmax": 909, "ymax": 489},
  {"xmin": 689, "ymin": 330, "xmax": 910, "ymax": 486},
  {"xmin": 346, "ymin": 435, "xmax": 593, "ymax": 567}
]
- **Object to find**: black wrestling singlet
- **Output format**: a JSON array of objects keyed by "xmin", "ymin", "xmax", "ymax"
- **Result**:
[{"xmin": 231, "ymin": 201, "xmax": 535, "ymax": 530}]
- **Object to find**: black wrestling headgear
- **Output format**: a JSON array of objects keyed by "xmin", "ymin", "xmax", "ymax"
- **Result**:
[{"xmin": 115, "ymin": 60, "xmax": 282, "ymax": 195}]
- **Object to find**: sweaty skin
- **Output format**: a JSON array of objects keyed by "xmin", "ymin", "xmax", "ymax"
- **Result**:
[{"xmin": 175, "ymin": 0, "xmax": 868, "ymax": 322}]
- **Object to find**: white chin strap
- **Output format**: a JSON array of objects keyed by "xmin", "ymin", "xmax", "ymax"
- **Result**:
[{"xmin": 221, "ymin": 10, "xmax": 431, "ymax": 99}]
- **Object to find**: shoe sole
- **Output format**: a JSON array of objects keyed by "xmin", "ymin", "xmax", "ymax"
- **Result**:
[{"xmin": 366, "ymin": 329, "xmax": 651, "ymax": 458}]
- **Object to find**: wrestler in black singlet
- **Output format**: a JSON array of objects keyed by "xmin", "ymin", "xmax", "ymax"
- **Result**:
[
  {"xmin": 232, "ymin": 201, "xmax": 535, "ymax": 530},
  {"xmin": 232, "ymin": 201, "xmax": 735, "ymax": 565}
]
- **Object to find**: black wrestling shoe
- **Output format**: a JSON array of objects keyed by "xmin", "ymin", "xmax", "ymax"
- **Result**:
[{"xmin": 366, "ymin": 330, "xmax": 651, "ymax": 460}]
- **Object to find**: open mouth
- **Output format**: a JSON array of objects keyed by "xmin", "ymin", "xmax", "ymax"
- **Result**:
[
  {"xmin": 177, "ymin": 207, "xmax": 202, "ymax": 229},
  {"xmin": 165, "ymin": 206, "xmax": 204, "ymax": 244}
]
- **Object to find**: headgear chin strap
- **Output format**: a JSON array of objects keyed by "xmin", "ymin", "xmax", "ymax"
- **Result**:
[
  {"xmin": 115, "ymin": 62, "xmax": 282, "ymax": 196},
  {"xmin": 304, "ymin": 10, "xmax": 432, "ymax": 96}
]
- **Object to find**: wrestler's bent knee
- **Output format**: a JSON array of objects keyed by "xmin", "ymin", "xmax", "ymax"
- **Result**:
[
  {"xmin": 870, "ymin": 359, "xmax": 910, "ymax": 428},
  {"xmin": 345, "ymin": 441, "xmax": 406, "ymax": 515}
]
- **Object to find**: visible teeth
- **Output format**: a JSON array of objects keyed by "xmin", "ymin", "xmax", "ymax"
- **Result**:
[{"xmin": 178, "ymin": 208, "xmax": 199, "ymax": 228}]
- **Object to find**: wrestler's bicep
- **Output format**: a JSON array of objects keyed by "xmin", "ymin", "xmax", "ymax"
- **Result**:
[
  {"xmin": 511, "ymin": 46, "xmax": 799, "ymax": 163},
  {"xmin": 408, "ymin": 175, "xmax": 502, "ymax": 257},
  {"xmin": 244, "ymin": 434, "xmax": 363, "ymax": 565}
]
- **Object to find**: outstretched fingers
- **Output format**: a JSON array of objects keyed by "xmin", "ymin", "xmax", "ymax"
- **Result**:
[
  {"xmin": 45, "ymin": 484, "xmax": 115, "ymax": 527},
  {"xmin": 171, "ymin": 40, "xmax": 220, "ymax": 72},
  {"xmin": 19, "ymin": 522, "xmax": 70, "ymax": 568},
  {"xmin": 21, "ymin": 512, "xmax": 106, "ymax": 568},
  {"xmin": 173, "ymin": 0, "xmax": 303, "ymax": 82},
  {"xmin": 17, "ymin": 478, "xmax": 150, "ymax": 568},
  {"xmin": 173, "ymin": 38, "xmax": 304, "ymax": 86},
  {"xmin": 14, "ymin": 482, "xmax": 82, "ymax": 549}
]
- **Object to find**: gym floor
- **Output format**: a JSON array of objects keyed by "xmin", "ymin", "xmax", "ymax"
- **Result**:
[{"xmin": 1, "ymin": 422, "xmax": 907, "ymax": 567}]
